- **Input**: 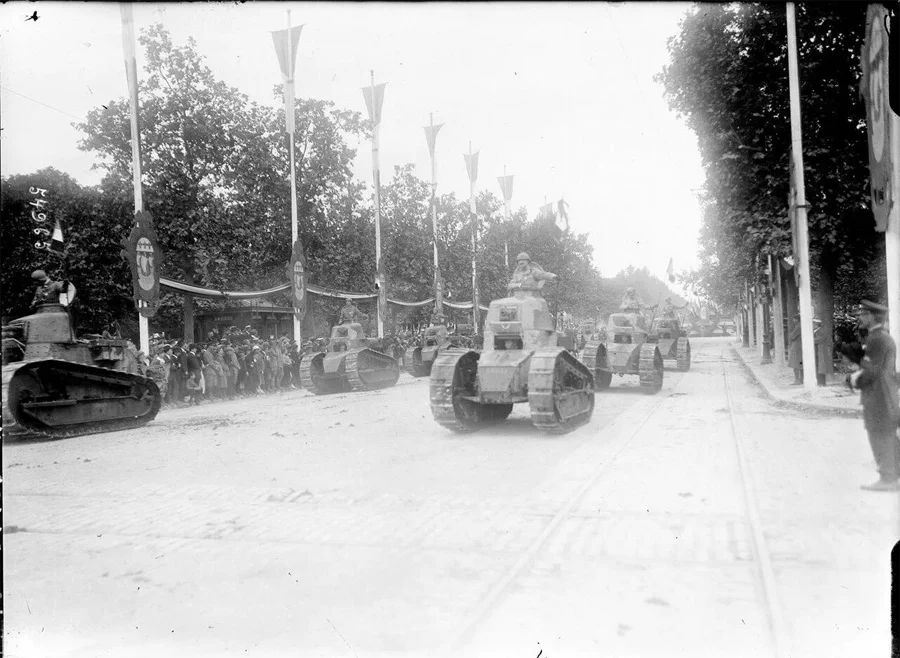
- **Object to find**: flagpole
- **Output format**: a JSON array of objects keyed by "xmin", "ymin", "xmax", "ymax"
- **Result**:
[
  {"xmin": 369, "ymin": 71, "xmax": 386, "ymax": 338},
  {"xmin": 786, "ymin": 3, "xmax": 816, "ymax": 392},
  {"xmin": 120, "ymin": 2, "xmax": 149, "ymax": 355},
  {"xmin": 503, "ymin": 165, "xmax": 510, "ymax": 270},
  {"xmin": 286, "ymin": 10, "xmax": 302, "ymax": 345},
  {"xmin": 467, "ymin": 141, "xmax": 480, "ymax": 334},
  {"xmin": 428, "ymin": 113, "xmax": 443, "ymax": 320}
]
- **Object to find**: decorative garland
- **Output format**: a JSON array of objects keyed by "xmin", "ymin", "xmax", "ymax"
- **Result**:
[{"xmin": 158, "ymin": 276, "xmax": 489, "ymax": 311}]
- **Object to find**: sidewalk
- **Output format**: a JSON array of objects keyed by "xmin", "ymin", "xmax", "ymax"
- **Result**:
[{"xmin": 731, "ymin": 342, "xmax": 862, "ymax": 418}]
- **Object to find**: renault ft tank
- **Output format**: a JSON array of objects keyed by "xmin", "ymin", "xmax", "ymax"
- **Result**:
[
  {"xmin": 404, "ymin": 324, "xmax": 469, "ymax": 377},
  {"xmin": 580, "ymin": 311, "xmax": 663, "ymax": 393},
  {"xmin": 429, "ymin": 290, "xmax": 595, "ymax": 434},
  {"xmin": 2, "ymin": 304, "xmax": 161, "ymax": 437},
  {"xmin": 299, "ymin": 321, "xmax": 400, "ymax": 394},
  {"xmin": 648, "ymin": 316, "xmax": 691, "ymax": 371}
]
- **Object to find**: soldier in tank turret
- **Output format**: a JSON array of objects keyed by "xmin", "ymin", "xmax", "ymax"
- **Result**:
[
  {"xmin": 620, "ymin": 287, "xmax": 648, "ymax": 312},
  {"xmin": 507, "ymin": 253, "xmax": 558, "ymax": 294},
  {"xmin": 661, "ymin": 297, "xmax": 688, "ymax": 318},
  {"xmin": 339, "ymin": 297, "xmax": 367, "ymax": 324},
  {"xmin": 30, "ymin": 270, "xmax": 65, "ymax": 308}
]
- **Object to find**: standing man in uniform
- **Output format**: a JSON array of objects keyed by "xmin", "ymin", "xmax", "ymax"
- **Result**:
[
  {"xmin": 848, "ymin": 300, "xmax": 900, "ymax": 491},
  {"xmin": 30, "ymin": 270, "xmax": 65, "ymax": 307}
]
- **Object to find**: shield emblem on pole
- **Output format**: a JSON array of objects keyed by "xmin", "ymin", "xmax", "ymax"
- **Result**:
[
  {"xmin": 286, "ymin": 239, "xmax": 308, "ymax": 321},
  {"xmin": 120, "ymin": 210, "xmax": 162, "ymax": 318}
]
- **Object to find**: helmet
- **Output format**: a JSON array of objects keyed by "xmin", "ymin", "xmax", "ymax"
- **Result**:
[
  {"xmin": 516, "ymin": 252, "xmax": 530, "ymax": 262},
  {"xmin": 31, "ymin": 269, "xmax": 48, "ymax": 280},
  {"xmin": 626, "ymin": 287, "xmax": 635, "ymax": 294}
]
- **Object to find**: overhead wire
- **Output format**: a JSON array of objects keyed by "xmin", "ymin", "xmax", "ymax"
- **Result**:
[{"xmin": 1, "ymin": 85, "xmax": 83, "ymax": 121}]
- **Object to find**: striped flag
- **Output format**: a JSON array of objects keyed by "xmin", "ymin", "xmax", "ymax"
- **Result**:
[
  {"xmin": 497, "ymin": 174, "xmax": 514, "ymax": 202},
  {"xmin": 271, "ymin": 24, "xmax": 304, "ymax": 134},
  {"xmin": 49, "ymin": 217, "xmax": 65, "ymax": 256},
  {"xmin": 424, "ymin": 122, "xmax": 443, "ymax": 159},
  {"xmin": 666, "ymin": 258, "xmax": 676, "ymax": 283}
]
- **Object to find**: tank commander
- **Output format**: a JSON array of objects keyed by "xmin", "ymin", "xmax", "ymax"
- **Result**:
[
  {"xmin": 662, "ymin": 297, "xmax": 688, "ymax": 318},
  {"xmin": 339, "ymin": 297, "xmax": 367, "ymax": 324},
  {"xmin": 507, "ymin": 252, "xmax": 558, "ymax": 293},
  {"xmin": 31, "ymin": 269, "xmax": 65, "ymax": 307},
  {"xmin": 620, "ymin": 287, "xmax": 647, "ymax": 312}
]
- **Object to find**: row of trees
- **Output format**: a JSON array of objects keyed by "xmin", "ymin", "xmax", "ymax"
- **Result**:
[
  {"xmin": 657, "ymin": 3, "xmax": 888, "ymax": 348},
  {"xmin": 2, "ymin": 24, "xmax": 685, "ymax": 339}
]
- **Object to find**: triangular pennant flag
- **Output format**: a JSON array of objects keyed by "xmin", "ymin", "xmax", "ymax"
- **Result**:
[
  {"xmin": 557, "ymin": 199, "xmax": 569, "ymax": 230},
  {"xmin": 666, "ymin": 258, "xmax": 676, "ymax": 283},
  {"xmin": 271, "ymin": 25, "xmax": 304, "ymax": 81},
  {"xmin": 463, "ymin": 150, "xmax": 479, "ymax": 184},
  {"xmin": 48, "ymin": 217, "xmax": 65, "ymax": 257},
  {"xmin": 497, "ymin": 175, "xmax": 514, "ymax": 202},
  {"xmin": 424, "ymin": 123, "xmax": 443, "ymax": 159},
  {"xmin": 362, "ymin": 82, "xmax": 387, "ymax": 126}
]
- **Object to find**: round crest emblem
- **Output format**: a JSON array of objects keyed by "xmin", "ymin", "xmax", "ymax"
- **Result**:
[{"xmin": 136, "ymin": 237, "xmax": 156, "ymax": 291}]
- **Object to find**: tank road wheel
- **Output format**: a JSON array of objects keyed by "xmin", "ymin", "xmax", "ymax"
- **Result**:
[
  {"xmin": 638, "ymin": 344, "xmax": 664, "ymax": 394},
  {"xmin": 430, "ymin": 349, "xmax": 483, "ymax": 433},
  {"xmin": 476, "ymin": 403, "xmax": 513, "ymax": 423},
  {"xmin": 582, "ymin": 341, "xmax": 612, "ymax": 391},
  {"xmin": 300, "ymin": 353, "xmax": 332, "ymax": 395},
  {"xmin": 528, "ymin": 349, "xmax": 595, "ymax": 434},
  {"xmin": 676, "ymin": 338, "xmax": 691, "ymax": 372},
  {"xmin": 404, "ymin": 346, "xmax": 430, "ymax": 377},
  {"xmin": 346, "ymin": 349, "xmax": 400, "ymax": 391}
]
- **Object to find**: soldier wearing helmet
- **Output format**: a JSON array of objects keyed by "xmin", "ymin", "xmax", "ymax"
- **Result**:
[
  {"xmin": 620, "ymin": 287, "xmax": 647, "ymax": 312},
  {"xmin": 508, "ymin": 252, "xmax": 557, "ymax": 293},
  {"xmin": 31, "ymin": 269, "xmax": 65, "ymax": 308}
]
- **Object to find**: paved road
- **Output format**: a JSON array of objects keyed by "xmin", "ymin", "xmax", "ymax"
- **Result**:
[{"xmin": 4, "ymin": 338, "xmax": 896, "ymax": 657}]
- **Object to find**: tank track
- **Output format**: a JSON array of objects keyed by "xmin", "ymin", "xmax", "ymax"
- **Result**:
[
  {"xmin": 676, "ymin": 338, "xmax": 691, "ymax": 371},
  {"xmin": 430, "ymin": 349, "xmax": 482, "ymax": 433},
  {"xmin": 3, "ymin": 361, "xmax": 161, "ymax": 440},
  {"xmin": 638, "ymin": 344, "xmax": 663, "ymax": 393},
  {"xmin": 299, "ymin": 353, "xmax": 329, "ymax": 394},
  {"xmin": 528, "ymin": 348, "xmax": 595, "ymax": 434},
  {"xmin": 346, "ymin": 349, "xmax": 400, "ymax": 391},
  {"xmin": 581, "ymin": 341, "xmax": 612, "ymax": 390},
  {"xmin": 404, "ymin": 346, "xmax": 430, "ymax": 378}
]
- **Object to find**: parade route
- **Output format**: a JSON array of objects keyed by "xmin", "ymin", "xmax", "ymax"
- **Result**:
[{"xmin": 4, "ymin": 337, "xmax": 896, "ymax": 658}]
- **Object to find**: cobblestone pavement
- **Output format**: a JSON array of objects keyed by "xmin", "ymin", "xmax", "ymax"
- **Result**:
[{"xmin": 3, "ymin": 338, "xmax": 896, "ymax": 657}]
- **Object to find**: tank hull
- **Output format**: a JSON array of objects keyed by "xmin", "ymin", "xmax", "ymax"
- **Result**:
[{"xmin": 301, "ymin": 348, "xmax": 399, "ymax": 394}]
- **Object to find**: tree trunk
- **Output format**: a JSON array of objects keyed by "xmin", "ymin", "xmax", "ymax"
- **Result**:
[
  {"xmin": 183, "ymin": 293, "xmax": 195, "ymax": 344},
  {"xmin": 816, "ymin": 255, "xmax": 836, "ymax": 380}
]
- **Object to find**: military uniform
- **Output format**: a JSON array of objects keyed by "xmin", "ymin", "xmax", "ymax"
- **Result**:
[
  {"xmin": 30, "ymin": 270, "xmax": 65, "ymax": 307},
  {"xmin": 507, "ymin": 253, "xmax": 557, "ymax": 292},
  {"xmin": 849, "ymin": 301, "xmax": 900, "ymax": 490}
]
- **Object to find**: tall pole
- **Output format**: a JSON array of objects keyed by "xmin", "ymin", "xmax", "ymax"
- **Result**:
[
  {"xmin": 771, "ymin": 254, "xmax": 785, "ymax": 366},
  {"xmin": 426, "ymin": 113, "xmax": 443, "ymax": 320},
  {"xmin": 786, "ymin": 3, "xmax": 817, "ymax": 392},
  {"xmin": 503, "ymin": 165, "xmax": 510, "ymax": 270},
  {"xmin": 466, "ymin": 141, "xmax": 480, "ymax": 334},
  {"xmin": 287, "ymin": 11, "xmax": 302, "ymax": 344},
  {"xmin": 371, "ymin": 70, "xmax": 384, "ymax": 338},
  {"xmin": 120, "ymin": 3, "xmax": 149, "ymax": 355}
]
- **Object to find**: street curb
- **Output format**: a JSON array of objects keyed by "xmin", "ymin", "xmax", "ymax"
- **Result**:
[{"xmin": 730, "ymin": 346, "xmax": 861, "ymax": 418}]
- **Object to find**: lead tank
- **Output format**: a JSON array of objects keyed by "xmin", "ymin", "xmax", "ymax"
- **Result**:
[
  {"xmin": 429, "ymin": 289, "xmax": 595, "ymax": 434},
  {"xmin": 299, "ymin": 321, "xmax": 400, "ymax": 394},
  {"xmin": 2, "ymin": 304, "xmax": 161, "ymax": 437}
]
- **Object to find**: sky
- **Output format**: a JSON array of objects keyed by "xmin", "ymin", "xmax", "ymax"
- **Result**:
[{"xmin": 0, "ymin": 2, "xmax": 705, "ymax": 290}]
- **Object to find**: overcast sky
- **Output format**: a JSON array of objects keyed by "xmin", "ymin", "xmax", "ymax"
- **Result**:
[{"xmin": 1, "ymin": 2, "xmax": 704, "ymax": 288}]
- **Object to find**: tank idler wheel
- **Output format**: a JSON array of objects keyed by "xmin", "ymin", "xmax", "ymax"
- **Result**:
[{"xmin": 300, "ymin": 353, "xmax": 330, "ymax": 395}]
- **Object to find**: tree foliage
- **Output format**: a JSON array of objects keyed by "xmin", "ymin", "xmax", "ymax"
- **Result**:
[{"xmin": 657, "ymin": 2, "xmax": 883, "ymax": 314}]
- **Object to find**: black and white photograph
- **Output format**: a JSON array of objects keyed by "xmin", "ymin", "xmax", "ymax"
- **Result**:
[{"xmin": 1, "ymin": 2, "xmax": 899, "ymax": 657}]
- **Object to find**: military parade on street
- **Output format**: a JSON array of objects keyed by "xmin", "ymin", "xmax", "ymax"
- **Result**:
[{"xmin": 2, "ymin": 3, "xmax": 899, "ymax": 658}]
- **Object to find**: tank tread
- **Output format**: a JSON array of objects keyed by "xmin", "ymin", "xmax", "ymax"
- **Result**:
[
  {"xmin": 638, "ymin": 344, "xmax": 663, "ymax": 392},
  {"xmin": 404, "ymin": 346, "xmax": 430, "ymax": 377},
  {"xmin": 429, "ymin": 349, "xmax": 481, "ymax": 433},
  {"xmin": 3, "ymin": 359, "xmax": 161, "ymax": 438},
  {"xmin": 676, "ymin": 338, "xmax": 691, "ymax": 371},
  {"xmin": 300, "ymin": 353, "xmax": 328, "ymax": 394},
  {"xmin": 346, "ymin": 349, "xmax": 400, "ymax": 391},
  {"xmin": 528, "ymin": 348, "xmax": 594, "ymax": 434}
]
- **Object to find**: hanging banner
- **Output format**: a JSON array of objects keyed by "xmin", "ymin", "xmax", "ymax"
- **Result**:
[
  {"xmin": 271, "ymin": 24, "xmax": 304, "ymax": 134},
  {"xmin": 362, "ymin": 82, "xmax": 387, "ymax": 127},
  {"xmin": 375, "ymin": 265, "xmax": 389, "ymax": 321},
  {"xmin": 497, "ymin": 174, "xmax": 514, "ymax": 202},
  {"xmin": 285, "ymin": 239, "xmax": 308, "ymax": 321},
  {"xmin": 861, "ymin": 4, "xmax": 893, "ymax": 231},
  {"xmin": 120, "ymin": 210, "xmax": 163, "ymax": 318},
  {"xmin": 463, "ymin": 150, "xmax": 479, "ymax": 184},
  {"xmin": 424, "ymin": 122, "xmax": 444, "ymax": 159}
]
